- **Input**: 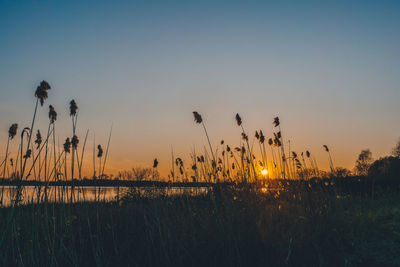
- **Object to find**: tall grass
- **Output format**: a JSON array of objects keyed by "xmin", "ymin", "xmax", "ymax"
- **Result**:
[{"xmin": 0, "ymin": 80, "xmax": 398, "ymax": 266}]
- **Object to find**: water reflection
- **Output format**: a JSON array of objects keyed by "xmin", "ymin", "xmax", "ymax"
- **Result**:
[{"xmin": 0, "ymin": 186, "xmax": 208, "ymax": 207}]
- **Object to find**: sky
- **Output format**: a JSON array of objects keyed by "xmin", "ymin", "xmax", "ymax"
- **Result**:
[{"xmin": 0, "ymin": 0, "xmax": 399, "ymax": 177}]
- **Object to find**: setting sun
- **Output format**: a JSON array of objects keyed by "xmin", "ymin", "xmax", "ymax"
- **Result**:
[{"xmin": 261, "ymin": 169, "xmax": 268, "ymax": 176}]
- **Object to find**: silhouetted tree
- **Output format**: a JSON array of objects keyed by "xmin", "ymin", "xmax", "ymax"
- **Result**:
[
  {"xmin": 392, "ymin": 138, "xmax": 400, "ymax": 158},
  {"xmin": 354, "ymin": 149, "xmax": 373, "ymax": 175},
  {"xmin": 368, "ymin": 156, "xmax": 400, "ymax": 183},
  {"xmin": 334, "ymin": 167, "xmax": 351, "ymax": 178},
  {"xmin": 131, "ymin": 167, "xmax": 153, "ymax": 181}
]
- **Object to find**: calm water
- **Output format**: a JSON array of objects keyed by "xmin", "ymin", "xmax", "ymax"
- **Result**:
[{"xmin": 0, "ymin": 186, "xmax": 208, "ymax": 207}]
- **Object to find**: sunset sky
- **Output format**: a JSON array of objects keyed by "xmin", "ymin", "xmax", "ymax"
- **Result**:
[{"xmin": 1, "ymin": 0, "xmax": 399, "ymax": 177}]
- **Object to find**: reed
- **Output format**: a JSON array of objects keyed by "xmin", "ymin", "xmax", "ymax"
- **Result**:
[
  {"xmin": 2, "ymin": 124, "xmax": 17, "ymax": 178},
  {"xmin": 192, "ymin": 111, "xmax": 216, "ymax": 177},
  {"xmin": 70, "ymin": 100, "xmax": 78, "ymax": 180},
  {"xmin": 97, "ymin": 144, "xmax": 103, "ymax": 178},
  {"xmin": 78, "ymin": 129, "xmax": 89, "ymax": 180},
  {"xmin": 323, "ymin": 145, "xmax": 335, "ymax": 173},
  {"xmin": 235, "ymin": 113, "xmax": 257, "ymax": 182},
  {"xmin": 21, "ymin": 81, "xmax": 51, "ymax": 181},
  {"xmin": 152, "ymin": 158, "xmax": 158, "ymax": 181},
  {"xmin": 100, "ymin": 125, "xmax": 112, "ymax": 179}
]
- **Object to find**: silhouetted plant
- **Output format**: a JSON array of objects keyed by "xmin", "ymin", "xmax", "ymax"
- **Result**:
[
  {"xmin": 3, "ymin": 124, "xmax": 18, "ymax": 178},
  {"xmin": 70, "ymin": 100, "xmax": 79, "ymax": 180},
  {"xmin": 235, "ymin": 113, "xmax": 256, "ymax": 182},
  {"xmin": 273, "ymin": 116, "xmax": 288, "ymax": 179},
  {"xmin": 97, "ymin": 144, "xmax": 103, "ymax": 178},
  {"xmin": 192, "ymin": 111, "xmax": 216, "ymax": 180},
  {"xmin": 323, "ymin": 145, "xmax": 334, "ymax": 173},
  {"xmin": 34, "ymin": 130, "xmax": 42, "ymax": 149},
  {"xmin": 354, "ymin": 149, "xmax": 373, "ymax": 175},
  {"xmin": 22, "ymin": 81, "xmax": 51, "ymax": 179},
  {"xmin": 71, "ymin": 135, "xmax": 79, "ymax": 179},
  {"xmin": 392, "ymin": 137, "xmax": 400, "ymax": 158},
  {"xmin": 63, "ymin": 138, "xmax": 71, "ymax": 180},
  {"xmin": 152, "ymin": 158, "xmax": 159, "ymax": 181}
]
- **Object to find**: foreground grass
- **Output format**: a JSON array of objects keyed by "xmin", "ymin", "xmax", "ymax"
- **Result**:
[{"xmin": 1, "ymin": 186, "xmax": 400, "ymax": 266}]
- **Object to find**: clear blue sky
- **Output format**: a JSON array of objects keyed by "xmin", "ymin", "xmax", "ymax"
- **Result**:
[{"xmin": 1, "ymin": 0, "xmax": 399, "ymax": 175}]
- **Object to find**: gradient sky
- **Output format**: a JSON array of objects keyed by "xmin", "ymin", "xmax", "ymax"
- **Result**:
[{"xmin": 1, "ymin": 0, "xmax": 399, "ymax": 176}]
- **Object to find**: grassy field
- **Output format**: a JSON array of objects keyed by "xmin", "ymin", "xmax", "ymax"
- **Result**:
[{"xmin": 0, "ymin": 183, "xmax": 399, "ymax": 267}]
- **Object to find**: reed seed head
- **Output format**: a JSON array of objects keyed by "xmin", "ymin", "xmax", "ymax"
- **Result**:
[
  {"xmin": 274, "ymin": 137, "xmax": 281, "ymax": 147},
  {"xmin": 323, "ymin": 145, "xmax": 329, "ymax": 152},
  {"xmin": 70, "ymin": 100, "xmax": 78, "ymax": 117},
  {"xmin": 273, "ymin": 117, "xmax": 280, "ymax": 127},
  {"xmin": 153, "ymin": 158, "xmax": 158, "ymax": 168},
  {"xmin": 97, "ymin": 145, "xmax": 103, "ymax": 158},
  {"xmin": 63, "ymin": 138, "xmax": 71, "ymax": 153},
  {"xmin": 241, "ymin": 132, "xmax": 248, "ymax": 141},
  {"xmin": 235, "ymin": 113, "xmax": 242, "ymax": 126},
  {"xmin": 259, "ymin": 130, "xmax": 265, "ymax": 144},
  {"xmin": 35, "ymin": 81, "xmax": 51, "ymax": 106},
  {"xmin": 23, "ymin": 149, "xmax": 32, "ymax": 159},
  {"xmin": 40, "ymin": 80, "xmax": 51, "ymax": 91},
  {"xmin": 192, "ymin": 111, "xmax": 203, "ymax": 124},
  {"xmin": 306, "ymin": 150, "xmax": 311, "ymax": 158},
  {"xmin": 268, "ymin": 138, "xmax": 273, "ymax": 146},
  {"xmin": 34, "ymin": 130, "xmax": 42, "ymax": 149},
  {"xmin": 255, "ymin": 131, "xmax": 259, "ymax": 140},
  {"xmin": 48, "ymin": 105, "xmax": 57, "ymax": 123},
  {"xmin": 8, "ymin": 124, "xmax": 18, "ymax": 139},
  {"xmin": 71, "ymin": 135, "xmax": 79, "ymax": 149}
]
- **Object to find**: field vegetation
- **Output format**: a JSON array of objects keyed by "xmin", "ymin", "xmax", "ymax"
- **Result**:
[{"xmin": 0, "ymin": 81, "xmax": 399, "ymax": 266}]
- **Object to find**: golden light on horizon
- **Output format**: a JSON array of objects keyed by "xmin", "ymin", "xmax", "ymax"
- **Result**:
[{"xmin": 261, "ymin": 169, "xmax": 268, "ymax": 176}]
